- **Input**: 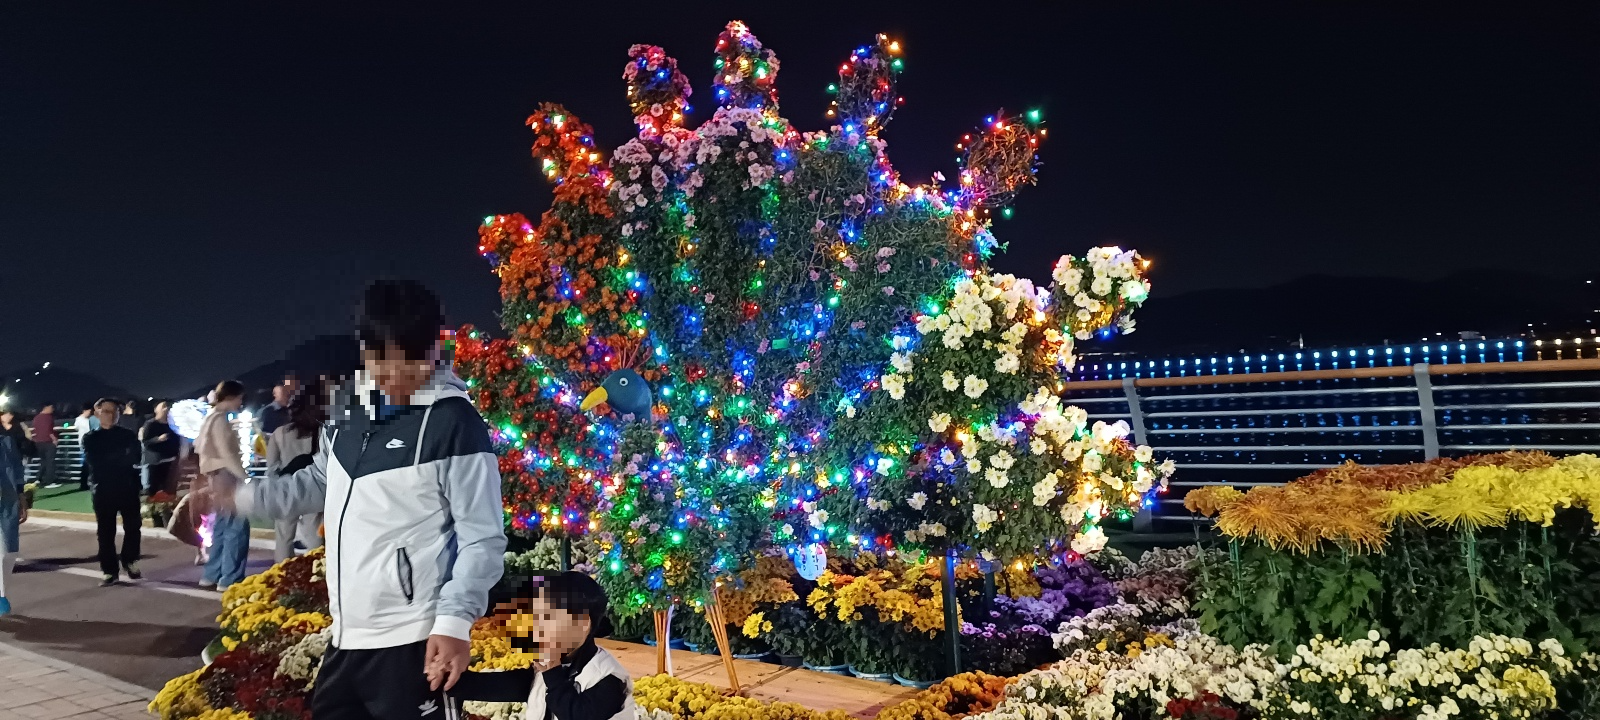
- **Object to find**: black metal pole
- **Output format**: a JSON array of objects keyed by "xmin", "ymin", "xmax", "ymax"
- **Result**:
[
  {"xmin": 942, "ymin": 548, "xmax": 961, "ymax": 677},
  {"xmin": 560, "ymin": 535, "xmax": 573, "ymax": 572},
  {"xmin": 982, "ymin": 568, "xmax": 996, "ymax": 617}
]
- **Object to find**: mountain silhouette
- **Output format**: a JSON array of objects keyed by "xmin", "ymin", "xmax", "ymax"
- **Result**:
[
  {"xmin": 1097, "ymin": 269, "xmax": 1597, "ymax": 356},
  {"xmin": 0, "ymin": 365, "xmax": 133, "ymax": 414}
]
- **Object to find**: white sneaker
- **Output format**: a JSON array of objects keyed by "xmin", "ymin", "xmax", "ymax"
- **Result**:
[
  {"xmin": 44, "ymin": 483, "xmax": 62, "ymax": 489},
  {"xmin": 197, "ymin": 580, "xmax": 217, "ymax": 590}
]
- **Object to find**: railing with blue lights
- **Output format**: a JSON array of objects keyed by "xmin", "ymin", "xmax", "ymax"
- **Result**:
[{"xmin": 1064, "ymin": 338, "xmax": 1600, "ymax": 527}]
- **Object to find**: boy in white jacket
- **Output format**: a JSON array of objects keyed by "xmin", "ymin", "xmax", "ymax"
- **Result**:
[{"xmin": 239, "ymin": 279, "xmax": 507, "ymax": 720}]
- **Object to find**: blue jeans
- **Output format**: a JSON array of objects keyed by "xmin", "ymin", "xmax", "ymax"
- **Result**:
[{"xmin": 202, "ymin": 513, "xmax": 251, "ymax": 589}]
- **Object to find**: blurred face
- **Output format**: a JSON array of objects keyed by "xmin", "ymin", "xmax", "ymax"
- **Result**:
[
  {"xmin": 362, "ymin": 342, "xmax": 438, "ymax": 405},
  {"xmin": 272, "ymin": 384, "xmax": 293, "ymax": 405},
  {"xmin": 214, "ymin": 394, "xmax": 243, "ymax": 412},
  {"xmin": 1, "ymin": 411, "xmax": 13, "ymax": 426},
  {"xmin": 94, "ymin": 401, "xmax": 118, "ymax": 429},
  {"xmin": 500, "ymin": 595, "xmax": 591, "ymax": 663},
  {"xmin": 155, "ymin": 401, "xmax": 170, "ymax": 419}
]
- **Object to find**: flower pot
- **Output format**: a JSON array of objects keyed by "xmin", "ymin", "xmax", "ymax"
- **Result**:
[
  {"xmin": 893, "ymin": 673, "xmax": 939, "ymax": 689},
  {"xmin": 802, "ymin": 662, "xmax": 851, "ymax": 676},
  {"xmin": 848, "ymin": 666, "xmax": 896, "ymax": 683},
  {"xmin": 775, "ymin": 653, "xmax": 804, "ymax": 668},
  {"xmin": 733, "ymin": 651, "xmax": 771, "ymax": 662},
  {"xmin": 201, "ymin": 634, "xmax": 226, "ymax": 666},
  {"xmin": 643, "ymin": 636, "xmax": 657, "ymax": 646},
  {"xmin": 670, "ymin": 638, "xmax": 689, "ymax": 650},
  {"xmin": 685, "ymin": 642, "xmax": 701, "ymax": 652}
]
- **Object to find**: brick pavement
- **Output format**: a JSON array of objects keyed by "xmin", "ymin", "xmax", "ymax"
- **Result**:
[{"xmin": 0, "ymin": 640, "xmax": 151, "ymax": 720}]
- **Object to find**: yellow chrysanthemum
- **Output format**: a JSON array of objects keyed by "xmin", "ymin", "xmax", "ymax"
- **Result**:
[{"xmin": 1183, "ymin": 485, "xmax": 1244, "ymax": 517}]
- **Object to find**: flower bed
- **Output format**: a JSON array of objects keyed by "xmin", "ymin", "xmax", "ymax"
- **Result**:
[
  {"xmin": 1185, "ymin": 452, "xmax": 1600, "ymax": 654},
  {"xmin": 155, "ymin": 454, "xmax": 1600, "ymax": 720}
]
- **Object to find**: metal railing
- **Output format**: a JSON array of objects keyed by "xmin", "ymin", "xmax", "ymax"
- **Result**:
[{"xmin": 1063, "ymin": 357, "xmax": 1600, "ymax": 528}]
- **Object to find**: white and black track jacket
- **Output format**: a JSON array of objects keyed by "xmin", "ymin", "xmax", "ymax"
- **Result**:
[{"xmin": 239, "ymin": 366, "xmax": 508, "ymax": 649}]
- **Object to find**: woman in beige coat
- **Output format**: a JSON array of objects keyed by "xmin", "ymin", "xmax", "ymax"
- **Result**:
[{"xmin": 195, "ymin": 380, "xmax": 250, "ymax": 590}]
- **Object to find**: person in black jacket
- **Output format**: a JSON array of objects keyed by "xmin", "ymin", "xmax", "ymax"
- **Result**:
[
  {"xmin": 140, "ymin": 400, "xmax": 181, "ymax": 525},
  {"xmin": 82, "ymin": 399, "xmax": 144, "ymax": 586},
  {"xmin": 428, "ymin": 572, "xmax": 635, "ymax": 720}
]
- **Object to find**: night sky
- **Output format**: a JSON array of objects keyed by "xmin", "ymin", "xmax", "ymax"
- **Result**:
[{"xmin": 2, "ymin": 2, "xmax": 1595, "ymax": 396}]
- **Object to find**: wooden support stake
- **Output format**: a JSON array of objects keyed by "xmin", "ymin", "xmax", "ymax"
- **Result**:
[
  {"xmin": 653, "ymin": 607, "xmax": 674, "ymax": 676},
  {"xmin": 703, "ymin": 595, "xmax": 742, "ymax": 695}
]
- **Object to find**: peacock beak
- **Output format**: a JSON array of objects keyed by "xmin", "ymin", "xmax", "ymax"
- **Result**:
[{"xmin": 579, "ymin": 386, "xmax": 609, "ymax": 412}]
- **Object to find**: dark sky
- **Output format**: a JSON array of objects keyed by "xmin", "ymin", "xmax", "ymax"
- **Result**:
[{"xmin": 2, "ymin": 2, "xmax": 1596, "ymax": 396}]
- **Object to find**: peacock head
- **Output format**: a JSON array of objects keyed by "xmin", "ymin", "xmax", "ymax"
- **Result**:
[{"xmin": 579, "ymin": 369, "xmax": 652, "ymax": 420}]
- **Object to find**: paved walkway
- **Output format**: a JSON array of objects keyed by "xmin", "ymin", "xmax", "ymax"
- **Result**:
[
  {"xmin": 0, "ymin": 517, "xmax": 279, "ymax": 719},
  {"xmin": 0, "ymin": 640, "xmax": 151, "ymax": 720}
]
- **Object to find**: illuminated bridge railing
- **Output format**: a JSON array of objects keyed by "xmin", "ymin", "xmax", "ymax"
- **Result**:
[{"xmin": 1062, "ymin": 350, "xmax": 1600, "ymax": 528}]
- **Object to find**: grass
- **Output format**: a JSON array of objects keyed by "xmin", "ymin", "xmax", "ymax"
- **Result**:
[{"xmin": 31, "ymin": 485, "xmax": 275, "ymax": 529}]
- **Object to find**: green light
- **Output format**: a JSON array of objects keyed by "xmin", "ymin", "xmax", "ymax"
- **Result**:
[
  {"xmin": 1002, "ymin": 207, "xmax": 1014, "ymax": 219},
  {"xmin": 826, "ymin": 83, "xmax": 837, "ymax": 93},
  {"xmin": 610, "ymin": 560, "xmax": 622, "ymax": 572},
  {"xmin": 828, "ymin": 296, "xmax": 840, "ymax": 307},
  {"xmin": 891, "ymin": 58, "xmax": 903, "ymax": 70},
  {"xmin": 715, "ymin": 58, "xmax": 725, "ymax": 69},
  {"xmin": 1027, "ymin": 109, "xmax": 1041, "ymax": 123},
  {"xmin": 483, "ymin": 216, "xmax": 495, "ymax": 225},
  {"xmin": 671, "ymin": 531, "xmax": 684, "ymax": 544}
]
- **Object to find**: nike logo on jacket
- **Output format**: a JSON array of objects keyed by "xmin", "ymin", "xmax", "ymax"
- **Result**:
[{"xmin": 238, "ymin": 365, "xmax": 508, "ymax": 649}]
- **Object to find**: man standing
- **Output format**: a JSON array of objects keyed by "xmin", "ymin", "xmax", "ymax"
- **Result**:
[
  {"xmin": 117, "ymin": 400, "xmax": 143, "ymax": 433},
  {"xmin": 30, "ymin": 404, "xmax": 57, "ymax": 488},
  {"xmin": 140, "ymin": 401, "xmax": 181, "ymax": 524},
  {"xmin": 240, "ymin": 279, "xmax": 505, "ymax": 718},
  {"xmin": 82, "ymin": 399, "xmax": 143, "ymax": 586},
  {"xmin": 258, "ymin": 380, "xmax": 295, "ymax": 436},
  {"xmin": 73, "ymin": 405, "xmax": 99, "ymax": 491}
]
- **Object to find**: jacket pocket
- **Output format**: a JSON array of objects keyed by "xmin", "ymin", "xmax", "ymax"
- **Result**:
[{"xmin": 395, "ymin": 548, "xmax": 415, "ymax": 604}]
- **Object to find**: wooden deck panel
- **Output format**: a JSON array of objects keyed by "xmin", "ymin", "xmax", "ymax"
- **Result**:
[{"xmin": 598, "ymin": 640, "xmax": 921, "ymax": 718}]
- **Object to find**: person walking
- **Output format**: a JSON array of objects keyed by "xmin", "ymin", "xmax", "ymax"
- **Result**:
[
  {"xmin": 140, "ymin": 401, "xmax": 181, "ymax": 526},
  {"xmin": 196, "ymin": 381, "xmax": 250, "ymax": 591},
  {"xmin": 0, "ymin": 409, "xmax": 34, "ymax": 615},
  {"xmin": 265, "ymin": 381, "xmax": 326, "ymax": 562},
  {"xmin": 74, "ymin": 405, "xmax": 100, "ymax": 491},
  {"xmin": 238, "ymin": 279, "xmax": 506, "ymax": 717},
  {"xmin": 30, "ymin": 404, "xmax": 58, "ymax": 488},
  {"xmin": 82, "ymin": 399, "xmax": 144, "ymax": 586}
]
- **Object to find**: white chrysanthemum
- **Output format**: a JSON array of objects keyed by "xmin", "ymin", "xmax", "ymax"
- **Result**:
[
  {"xmin": 966, "ymin": 458, "xmax": 982, "ymax": 473},
  {"xmin": 807, "ymin": 509, "xmax": 829, "ymax": 529},
  {"xmin": 942, "ymin": 371, "xmax": 960, "ymax": 391},
  {"xmin": 994, "ymin": 352, "xmax": 1020, "ymax": 374},
  {"xmin": 881, "ymin": 373, "xmax": 906, "ymax": 400},
  {"xmin": 939, "ymin": 448, "xmax": 957, "ymax": 465},
  {"xmin": 985, "ymin": 467, "xmax": 1009, "ymax": 488},
  {"xmin": 972, "ymin": 504, "xmax": 998, "ymax": 532},
  {"xmin": 989, "ymin": 450, "xmax": 1015, "ymax": 470},
  {"xmin": 875, "ymin": 457, "xmax": 894, "ymax": 476},
  {"xmin": 963, "ymin": 374, "xmax": 989, "ymax": 398},
  {"xmin": 1071, "ymin": 525, "xmax": 1108, "ymax": 555},
  {"xmin": 1134, "ymin": 445, "xmax": 1154, "ymax": 463},
  {"xmin": 928, "ymin": 412, "xmax": 952, "ymax": 433},
  {"xmin": 890, "ymin": 351, "xmax": 914, "ymax": 373},
  {"xmin": 908, "ymin": 492, "xmax": 927, "ymax": 510},
  {"xmin": 1032, "ymin": 472, "xmax": 1060, "ymax": 507}
]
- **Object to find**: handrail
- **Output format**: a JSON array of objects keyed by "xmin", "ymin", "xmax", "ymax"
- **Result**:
[{"xmin": 1064, "ymin": 358, "xmax": 1600, "ymax": 391}]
